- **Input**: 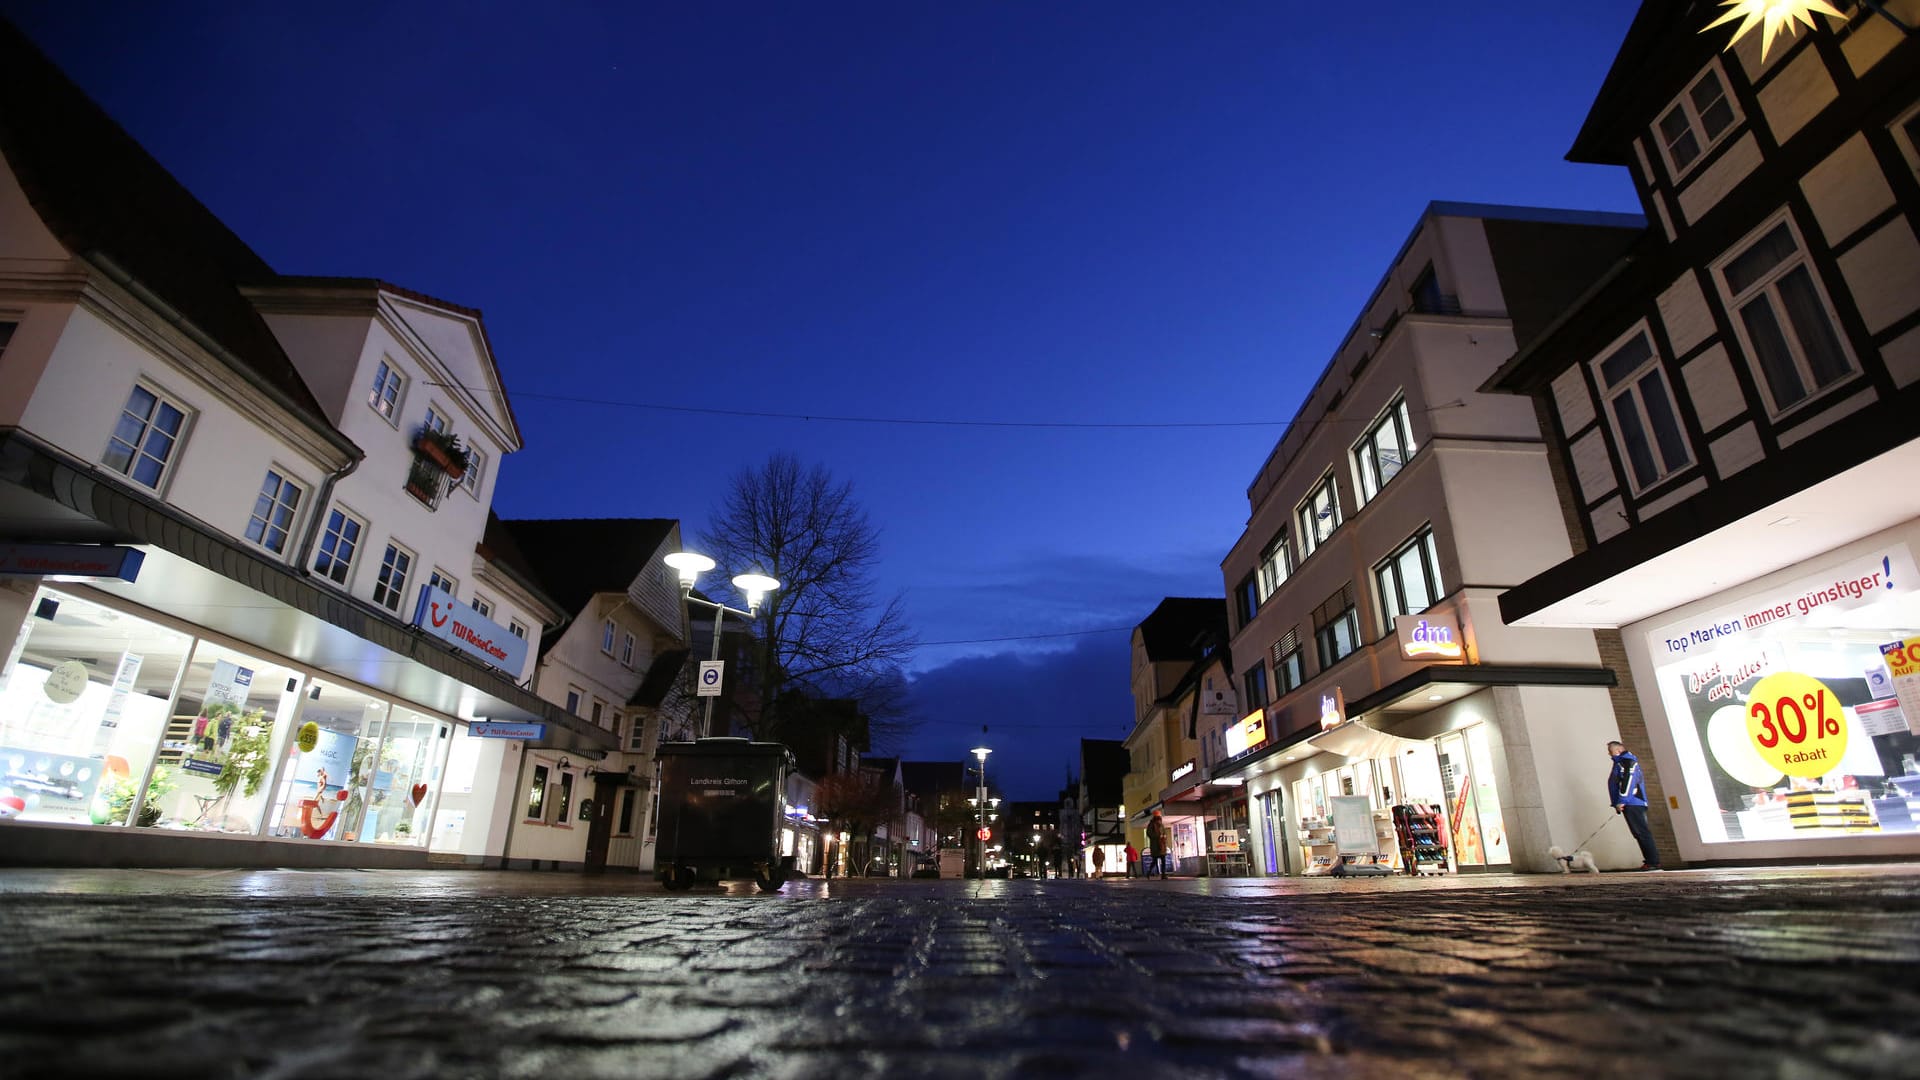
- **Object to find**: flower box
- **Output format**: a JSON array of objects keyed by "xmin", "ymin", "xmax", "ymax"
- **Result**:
[{"xmin": 413, "ymin": 433, "xmax": 467, "ymax": 480}]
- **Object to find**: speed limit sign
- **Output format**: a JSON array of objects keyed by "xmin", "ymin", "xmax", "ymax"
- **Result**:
[{"xmin": 976, "ymin": 827, "xmax": 991, "ymax": 841}]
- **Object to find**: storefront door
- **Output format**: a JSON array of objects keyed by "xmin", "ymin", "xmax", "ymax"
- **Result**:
[
  {"xmin": 1435, "ymin": 726, "xmax": 1510, "ymax": 867},
  {"xmin": 1257, "ymin": 789, "xmax": 1288, "ymax": 875}
]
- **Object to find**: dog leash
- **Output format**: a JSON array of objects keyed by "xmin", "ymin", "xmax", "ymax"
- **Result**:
[{"xmin": 1568, "ymin": 812, "xmax": 1617, "ymax": 854}]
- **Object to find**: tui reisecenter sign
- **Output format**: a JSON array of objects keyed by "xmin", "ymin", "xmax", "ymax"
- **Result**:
[{"xmin": 412, "ymin": 585, "xmax": 528, "ymax": 674}]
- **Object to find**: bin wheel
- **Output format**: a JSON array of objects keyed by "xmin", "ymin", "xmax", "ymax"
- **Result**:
[
  {"xmin": 755, "ymin": 869, "xmax": 785, "ymax": 893},
  {"xmin": 663, "ymin": 865, "xmax": 694, "ymax": 892}
]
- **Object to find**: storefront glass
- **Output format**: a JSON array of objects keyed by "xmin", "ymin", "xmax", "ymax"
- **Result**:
[
  {"xmin": 1436, "ymin": 727, "xmax": 1510, "ymax": 866},
  {"xmin": 153, "ymin": 639, "xmax": 303, "ymax": 835},
  {"xmin": 1257, "ymin": 789, "xmax": 1288, "ymax": 875},
  {"xmin": 0, "ymin": 588, "xmax": 190, "ymax": 827},
  {"xmin": 265, "ymin": 680, "xmax": 381, "ymax": 840},
  {"xmin": 1648, "ymin": 546, "xmax": 1920, "ymax": 845}
]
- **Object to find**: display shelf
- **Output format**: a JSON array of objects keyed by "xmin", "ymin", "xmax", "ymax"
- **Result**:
[{"xmin": 1392, "ymin": 803, "xmax": 1449, "ymax": 875}]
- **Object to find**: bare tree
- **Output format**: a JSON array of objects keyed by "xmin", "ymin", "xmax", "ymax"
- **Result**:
[{"xmin": 699, "ymin": 452, "xmax": 917, "ymax": 746}]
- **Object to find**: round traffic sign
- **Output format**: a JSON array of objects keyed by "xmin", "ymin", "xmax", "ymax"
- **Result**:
[
  {"xmin": 976, "ymin": 827, "xmax": 991, "ymax": 841},
  {"xmin": 701, "ymin": 667, "xmax": 720, "ymax": 686}
]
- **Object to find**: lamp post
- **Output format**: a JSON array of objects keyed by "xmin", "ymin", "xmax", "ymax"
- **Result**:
[
  {"xmin": 663, "ymin": 551, "xmax": 781, "ymax": 740},
  {"xmin": 970, "ymin": 743, "xmax": 991, "ymax": 877}
]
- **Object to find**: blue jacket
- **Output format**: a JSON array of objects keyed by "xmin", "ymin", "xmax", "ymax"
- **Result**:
[{"xmin": 1610, "ymin": 751, "xmax": 1648, "ymax": 808}]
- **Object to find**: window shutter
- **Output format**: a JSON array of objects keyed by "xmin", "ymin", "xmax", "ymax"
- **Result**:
[{"xmin": 1272, "ymin": 628, "xmax": 1299, "ymax": 662}]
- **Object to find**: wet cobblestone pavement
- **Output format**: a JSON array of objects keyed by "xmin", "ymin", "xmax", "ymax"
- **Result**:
[{"xmin": 2, "ymin": 866, "xmax": 1918, "ymax": 1079}]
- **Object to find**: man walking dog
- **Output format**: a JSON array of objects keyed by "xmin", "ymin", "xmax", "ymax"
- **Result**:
[{"xmin": 1608, "ymin": 740, "xmax": 1661, "ymax": 870}]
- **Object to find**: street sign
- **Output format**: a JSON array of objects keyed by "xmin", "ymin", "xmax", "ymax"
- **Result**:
[
  {"xmin": 976, "ymin": 827, "xmax": 991, "ymax": 841},
  {"xmin": 697, "ymin": 661, "xmax": 724, "ymax": 697}
]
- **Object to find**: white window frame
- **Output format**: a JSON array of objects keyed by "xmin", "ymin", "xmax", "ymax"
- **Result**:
[
  {"xmin": 313, "ymin": 505, "xmax": 367, "ymax": 587},
  {"xmin": 245, "ymin": 466, "xmax": 306, "ymax": 556},
  {"xmin": 102, "ymin": 381, "xmax": 192, "ymax": 493},
  {"xmin": 471, "ymin": 594, "xmax": 493, "ymax": 618},
  {"xmin": 1711, "ymin": 210, "xmax": 1858, "ymax": 418},
  {"xmin": 622, "ymin": 631, "xmax": 636, "ymax": 667},
  {"xmin": 1296, "ymin": 473, "xmax": 1342, "ymax": 559},
  {"xmin": 565, "ymin": 687, "xmax": 583, "ymax": 716},
  {"xmin": 1274, "ymin": 642, "xmax": 1304, "ymax": 695},
  {"xmin": 1352, "ymin": 397, "xmax": 1417, "ymax": 506},
  {"xmin": 1591, "ymin": 323, "xmax": 1694, "ymax": 493},
  {"xmin": 368, "ymin": 359, "xmax": 406, "ymax": 425},
  {"xmin": 602, "ymin": 619, "xmax": 617, "ymax": 654},
  {"xmin": 1374, "ymin": 525, "xmax": 1444, "ymax": 629},
  {"xmin": 429, "ymin": 568, "xmax": 458, "ymax": 596},
  {"xmin": 461, "ymin": 445, "xmax": 486, "ymax": 497},
  {"xmin": 423, "ymin": 405, "xmax": 450, "ymax": 436},
  {"xmin": 1652, "ymin": 60, "xmax": 1741, "ymax": 181},
  {"xmin": 627, "ymin": 712, "xmax": 648, "ymax": 752},
  {"xmin": 526, "ymin": 763, "xmax": 550, "ymax": 822},
  {"xmin": 1255, "ymin": 529, "xmax": 1292, "ymax": 602},
  {"xmin": 509, "ymin": 619, "xmax": 529, "ymax": 640},
  {"xmin": 373, "ymin": 541, "xmax": 416, "ymax": 613},
  {"xmin": 1892, "ymin": 99, "xmax": 1920, "ymax": 183}
]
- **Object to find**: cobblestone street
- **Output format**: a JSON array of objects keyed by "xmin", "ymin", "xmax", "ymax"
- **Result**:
[{"xmin": 3, "ymin": 866, "xmax": 1917, "ymax": 1079}]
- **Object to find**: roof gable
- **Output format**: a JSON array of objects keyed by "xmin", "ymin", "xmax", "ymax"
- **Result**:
[
  {"xmin": 500, "ymin": 518, "xmax": 678, "ymax": 620},
  {"xmin": 1135, "ymin": 597, "xmax": 1227, "ymax": 661}
]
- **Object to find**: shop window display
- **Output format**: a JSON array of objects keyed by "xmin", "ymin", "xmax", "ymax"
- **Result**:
[
  {"xmin": 1651, "ymin": 554, "xmax": 1920, "ymax": 845},
  {"xmin": 159, "ymin": 641, "xmax": 301, "ymax": 835},
  {"xmin": 0, "ymin": 589, "xmax": 189, "ymax": 827}
]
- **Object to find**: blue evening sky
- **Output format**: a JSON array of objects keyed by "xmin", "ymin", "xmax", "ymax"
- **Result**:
[{"xmin": 6, "ymin": 1, "xmax": 1643, "ymax": 799}]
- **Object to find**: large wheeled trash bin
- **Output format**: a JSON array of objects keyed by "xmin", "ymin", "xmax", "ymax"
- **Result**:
[{"xmin": 653, "ymin": 737, "xmax": 798, "ymax": 893}]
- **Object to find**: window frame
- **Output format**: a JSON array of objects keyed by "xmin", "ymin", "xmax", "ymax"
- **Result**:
[
  {"xmin": 1275, "ymin": 645, "xmax": 1304, "ymax": 695},
  {"xmin": 471, "ymin": 594, "xmax": 493, "ymax": 618},
  {"xmin": 627, "ymin": 712, "xmax": 648, "ymax": 752},
  {"xmin": 1710, "ymin": 210, "xmax": 1858, "ymax": 419},
  {"xmin": 1235, "ymin": 571, "xmax": 1260, "ymax": 627},
  {"xmin": 244, "ymin": 466, "xmax": 305, "ymax": 556},
  {"xmin": 526, "ymin": 764, "xmax": 549, "ymax": 822},
  {"xmin": 1296, "ymin": 473, "xmax": 1343, "ymax": 559},
  {"xmin": 424, "ymin": 405, "xmax": 450, "ymax": 434},
  {"xmin": 1590, "ymin": 323, "xmax": 1694, "ymax": 493},
  {"xmin": 368, "ymin": 359, "xmax": 406, "ymax": 425},
  {"xmin": 1374, "ymin": 525, "xmax": 1445, "ymax": 630},
  {"xmin": 428, "ymin": 568, "xmax": 458, "ymax": 598},
  {"xmin": 555, "ymin": 771, "xmax": 575, "ymax": 824},
  {"xmin": 1652, "ymin": 60, "xmax": 1741, "ymax": 181},
  {"xmin": 602, "ymin": 619, "xmax": 617, "ymax": 654},
  {"xmin": 102, "ymin": 381, "xmax": 192, "ymax": 493},
  {"xmin": 372, "ymin": 541, "xmax": 416, "ymax": 613},
  {"xmin": 1893, "ymin": 99, "xmax": 1920, "ymax": 181},
  {"xmin": 1242, "ymin": 664, "xmax": 1270, "ymax": 711},
  {"xmin": 565, "ymin": 687, "xmax": 582, "ymax": 716},
  {"xmin": 622, "ymin": 631, "xmax": 636, "ymax": 667},
  {"xmin": 615, "ymin": 789, "xmax": 637, "ymax": 836},
  {"xmin": 509, "ymin": 619, "xmax": 529, "ymax": 640},
  {"xmin": 460, "ymin": 445, "xmax": 486, "ymax": 497},
  {"xmin": 1255, "ymin": 529, "xmax": 1292, "ymax": 602},
  {"xmin": 313, "ymin": 505, "xmax": 367, "ymax": 587},
  {"xmin": 1352, "ymin": 397, "xmax": 1418, "ymax": 506},
  {"xmin": 1313, "ymin": 586, "xmax": 1362, "ymax": 670}
]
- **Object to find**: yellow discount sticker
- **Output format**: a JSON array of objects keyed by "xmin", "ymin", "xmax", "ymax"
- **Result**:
[{"xmin": 1745, "ymin": 671, "xmax": 1849, "ymax": 778}]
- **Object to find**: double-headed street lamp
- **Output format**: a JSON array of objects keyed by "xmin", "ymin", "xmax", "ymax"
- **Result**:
[
  {"xmin": 971, "ymin": 743, "xmax": 991, "ymax": 875},
  {"xmin": 663, "ymin": 551, "xmax": 780, "ymax": 740}
]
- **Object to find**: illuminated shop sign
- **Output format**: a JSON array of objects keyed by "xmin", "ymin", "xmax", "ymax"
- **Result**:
[
  {"xmin": 470, "ymin": 721, "xmax": 546, "ymax": 740},
  {"xmin": 1319, "ymin": 688, "xmax": 1346, "ymax": 730},
  {"xmin": 1395, "ymin": 613, "xmax": 1464, "ymax": 662},
  {"xmin": 1224, "ymin": 710, "xmax": 1267, "ymax": 756},
  {"xmin": 413, "ymin": 585, "xmax": 529, "ymax": 674},
  {"xmin": 0, "ymin": 542, "xmax": 144, "ymax": 582},
  {"xmin": 1654, "ymin": 547, "xmax": 1913, "ymax": 657},
  {"xmin": 1170, "ymin": 759, "xmax": 1195, "ymax": 783},
  {"xmin": 1199, "ymin": 673, "xmax": 1240, "ymax": 717}
]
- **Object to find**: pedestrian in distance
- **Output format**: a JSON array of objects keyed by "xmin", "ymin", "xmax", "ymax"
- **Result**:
[
  {"xmin": 1091, "ymin": 845, "xmax": 1106, "ymax": 878},
  {"xmin": 1608, "ymin": 740, "xmax": 1661, "ymax": 870},
  {"xmin": 1124, "ymin": 842, "xmax": 1139, "ymax": 878},
  {"xmin": 1147, "ymin": 809, "xmax": 1169, "ymax": 879}
]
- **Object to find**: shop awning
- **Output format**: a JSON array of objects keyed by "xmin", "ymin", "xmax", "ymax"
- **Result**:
[
  {"xmin": 1211, "ymin": 663, "xmax": 1617, "ymax": 780},
  {"xmin": 0, "ymin": 431, "xmax": 617, "ymax": 754},
  {"xmin": 1307, "ymin": 720, "xmax": 1427, "ymax": 761}
]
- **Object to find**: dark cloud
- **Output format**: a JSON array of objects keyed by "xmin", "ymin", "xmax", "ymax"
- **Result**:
[{"xmin": 899, "ymin": 634, "xmax": 1136, "ymax": 802}]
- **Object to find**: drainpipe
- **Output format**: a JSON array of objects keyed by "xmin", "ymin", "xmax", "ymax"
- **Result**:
[{"xmin": 293, "ymin": 453, "xmax": 361, "ymax": 574}]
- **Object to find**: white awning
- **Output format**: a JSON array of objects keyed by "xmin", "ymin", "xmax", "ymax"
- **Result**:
[{"xmin": 1308, "ymin": 720, "xmax": 1428, "ymax": 761}]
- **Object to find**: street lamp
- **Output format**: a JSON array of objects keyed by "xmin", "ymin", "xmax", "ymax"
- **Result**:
[
  {"xmin": 664, "ymin": 551, "xmax": 781, "ymax": 740},
  {"xmin": 971, "ymin": 743, "xmax": 991, "ymax": 876}
]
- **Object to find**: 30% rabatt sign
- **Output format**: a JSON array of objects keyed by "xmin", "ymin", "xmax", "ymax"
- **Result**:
[{"xmin": 1745, "ymin": 671, "xmax": 1848, "ymax": 777}]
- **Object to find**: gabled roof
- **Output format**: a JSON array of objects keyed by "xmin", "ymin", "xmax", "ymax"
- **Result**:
[
  {"xmin": 497, "ymin": 518, "xmax": 676, "ymax": 618},
  {"xmin": 476, "ymin": 511, "xmax": 567, "ymax": 625},
  {"xmin": 0, "ymin": 18, "xmax": 336, "ymax": 434},
  {"xmin": 1568, "ymin": 2, "xmax": 1726, "ymax": 167},
  {"xmin": 1135, "ymin": 597, "xmax": 1227, "ymax": 662}
]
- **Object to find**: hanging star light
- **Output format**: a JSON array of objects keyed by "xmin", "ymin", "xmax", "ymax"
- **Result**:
[{"xmin": 1702, "ymin": 0, "xmax": 1845, "ymax": 61}]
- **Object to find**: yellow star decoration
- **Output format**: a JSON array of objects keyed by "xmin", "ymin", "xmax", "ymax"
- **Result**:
[{"xmin": 1703, "ymin": 0, "xmax": 1846, "ymax": 60}]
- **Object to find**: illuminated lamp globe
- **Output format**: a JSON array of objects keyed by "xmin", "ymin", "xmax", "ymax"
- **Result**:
[
  {"xmin": 731, "ymin": 572, "xmax": 781, "ymax": 612},
  {"xmin": 664, "ymin": 551, "xmax": 715, "ymax": 590}
]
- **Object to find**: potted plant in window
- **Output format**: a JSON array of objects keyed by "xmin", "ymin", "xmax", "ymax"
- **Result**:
[
  {"xmin": 412, "ymin": 426, "xmax": 471, "ymax": 481},
  {"xmin": 403, "ymin": 456, "xmax": 442, "ymax": 506}
]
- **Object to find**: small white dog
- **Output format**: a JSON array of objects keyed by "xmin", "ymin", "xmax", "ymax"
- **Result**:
[{"xmin": 1548, "ymin": 846, "xmax": 1600, "ymax": 874}]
